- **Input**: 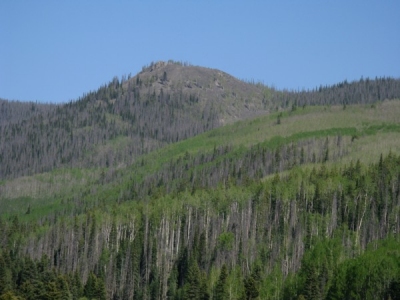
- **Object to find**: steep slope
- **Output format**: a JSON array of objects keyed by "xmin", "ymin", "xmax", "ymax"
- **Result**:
[
  {"xmin": 2, "ymin": 99, "xmax": 400, "ymax": 211},
  {"xmin": 0, "ymin": 62, "xmax": 272, "ymax": 180},
  {"xmin": 2, "ymin": 61, "xmax": 400, "ymax": 181},
  {"xmin": 1, "ymin": 99, "xmax": 400, "ymax": 299},
  {"xmin": 2, "ymin": 63, "xmax": 400, "ymax": 299},
  {"xmin": 134, "ymin": 61, "xmax": 269, "ymax": 123}
]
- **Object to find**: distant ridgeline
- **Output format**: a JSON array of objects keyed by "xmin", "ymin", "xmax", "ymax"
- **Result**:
[
  {"xmin": 273, "ymin": 76, "xmax": 400, "ymax": 107},
  {"xmin": 0, "ymin": 66, "xmax": 399, "ymax": 180}
]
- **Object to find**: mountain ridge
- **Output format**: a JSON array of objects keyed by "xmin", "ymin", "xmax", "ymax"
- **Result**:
[
  {"xmin": 0, "ymin": 62, "xmax": 272, "ymax": 180},
  {"xmin": 1, "ymin": 62, "xmax": 400, "ymax": 180},
  {"xmin": 134, "ymin": 61, "xmax": 269, "ymax": 124},
  {"xmin": 1, "ymin": 63, "xmax": 400, "ymax": 298}
]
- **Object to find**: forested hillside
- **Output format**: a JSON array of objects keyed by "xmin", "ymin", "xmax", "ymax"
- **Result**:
[
  {"xmin": 0, "ymin": 61, "xmax": 269, "ymax": 180},
  {"xmin": 1, "ymin": 150, "xmax": 400, "ymax": 299},
  {"xmin": 1, "ymin": 62, "xmax": 400, "ymax": 299},
  {"xmin": 1, "ymin": 61, "xmax": 400, "ymax": 180},
  {"xmin": 0, "ymin": 99, "xmax": 55, "ymax": 126}
]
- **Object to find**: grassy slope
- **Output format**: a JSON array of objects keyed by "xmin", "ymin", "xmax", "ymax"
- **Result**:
[
  {"xmin": 137, "ymin": 99, "xmax": 400, "ymax": 174},
  {"xmin": 1, "ymin": 99, "xmax": 400, "ymax": 218}
]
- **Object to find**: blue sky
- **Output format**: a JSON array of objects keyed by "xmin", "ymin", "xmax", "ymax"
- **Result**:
[{"xmin": 1, "ymin": 1, "xmax": 399, "ymax": 103}]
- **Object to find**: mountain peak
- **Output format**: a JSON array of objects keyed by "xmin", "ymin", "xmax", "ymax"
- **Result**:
[
  {"xmin": 133, "ymin": 60, "xmax": 269, "ymax": 121},
  {"xmin": 143, "ymin": 60, "xmax": 169, "ymax": 73}
]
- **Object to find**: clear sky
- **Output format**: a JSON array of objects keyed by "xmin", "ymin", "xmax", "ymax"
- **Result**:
[{"xmin": 1, "ymin": 1, "xmax": 399, "ymax": 103}]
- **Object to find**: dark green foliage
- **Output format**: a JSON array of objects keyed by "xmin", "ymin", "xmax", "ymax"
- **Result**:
[
  {"xmin": 69, "ymin": 272, "xmax": 83, "ymax": 300},
  {"xmin": 84, "ymin": 272, "xmax": 106, "ymax": 300},
  {"xmin": 199, "ymin": 272, "xmax": 210, "ymax": 300},
  {"xmin": 183, "ymin": 258, "xmax": 201, "ymax": 300},
  {"xmin": 303, "ymin": 263, "xmax": 320, "ymax": 300},
  {"xmin": 0, "ymin": 291, "xmax": 22, "ymax": 300},
  {"xmin": 0, "ymin": 256, "xmax": 10, "ymax": 295},
  {"xmin": 214, "ymin": 264, "xmax": 228, "ymax": 300},
  {"xmin": 167, "ymin": 266, "xmax": 179, "ymax": 299},
  {"xmin": 290, "ymin": 236, "xmax": 400, "ymax": 300},
  {"xmin": 149, "ymin": 238, "xmax": 160, "ymax": 300},
  {"xmin": 243, "ymin": 276, "xmax": 259, "ymax": 299},
  {"xmin": 0, "ymin": 253, "xmax": 87, "ymax": 300},
  {"xmin": 327, "ymin": 238, "xmax": 400, "ymax": 300}
]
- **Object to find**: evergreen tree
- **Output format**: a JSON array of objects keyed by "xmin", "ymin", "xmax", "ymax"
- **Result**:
[
  {"xmin": 84, "ymin": 272, "xmax": 97, "ymax": 299},
  {"xmin": 327, "ymin": 265, "xmax": 348, "ymax": 300},
  {"xmin": 0, "ymin": 291, "xmax": 21, "ymax": 300},
  {"xmin": 43, "ymin": 281, "xmax": 62, "ymax": 300},
  {"xmin": 183, "ymin": 258, "xmax": 201, "ymax": 300},
  {"xmin": 69, "ymin": 272, "xmax": 83, "ymax": 300},
  {"xmin": 84, "ymin": 272, "xmax": 106, "ymax": 300},
  {"xmin": 303, "ymin": 262, "xmax": 320, "ymax": 300},
  {"xmin": 0, "ymin": 256, "xmax": 10, "ymax": 295},
  {"xmin": 84, "ymin": 272, "xmax": 107, "ymax": 300},
  {"xmin": 94, "ymin": 277, "xmax": 107, "ymax": 300},
  {"xmin": 199, "ymin": 271, "xmax": 210, "ymax": 300},
  {"xmin": 214, "ymin": 264, "xmax": 228, "ymax": 300},
  {"xmin": 167, "ymin": 266, "xmax": 179, "ymax": 299},
  {"xmin": 243, "ymin": 276, "xmax": 259, "ymax": 300}
]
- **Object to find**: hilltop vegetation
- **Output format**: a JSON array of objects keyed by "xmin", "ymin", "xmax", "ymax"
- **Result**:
[
  {"xmin": 1, "ymin": 61, "xmax": 399, "ymax": 180},
  {"xmin": 1, "ymin": 62, "xmax": 400, "ymax": 299}
]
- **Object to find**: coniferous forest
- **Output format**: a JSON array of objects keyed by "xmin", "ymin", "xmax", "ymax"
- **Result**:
[{"xmin": 1, "ymin": 61, "xmax": 400, "ymax": 299}]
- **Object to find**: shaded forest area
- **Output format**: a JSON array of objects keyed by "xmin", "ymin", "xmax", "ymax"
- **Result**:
[{"xmin": 1, "ymin": 153, "xmax": 400, "ymax": 299}]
